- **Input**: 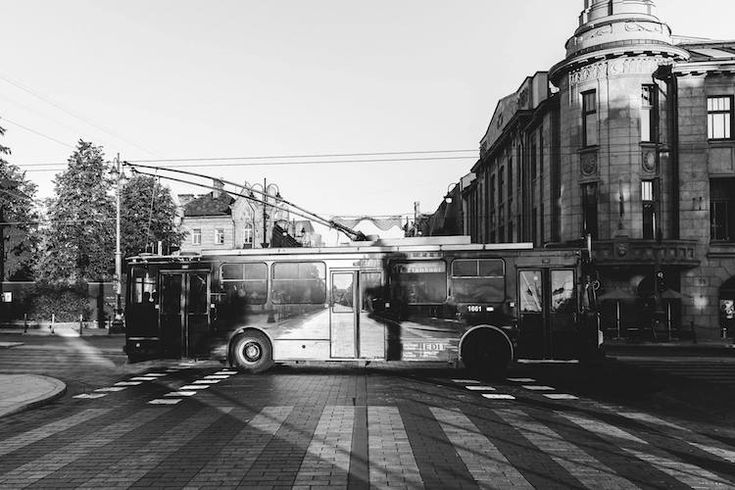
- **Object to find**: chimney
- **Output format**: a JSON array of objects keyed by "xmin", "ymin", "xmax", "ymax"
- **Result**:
[{"xmin": 212, "ymin": 179, "xmax": 224, "ymax": 198}]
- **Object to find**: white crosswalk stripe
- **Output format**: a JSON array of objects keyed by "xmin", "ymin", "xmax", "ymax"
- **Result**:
[
  {"xmin": 368, "ymin": 406, "xmax": 423, "ymax": 488},
  {"xmin": 497, "ymin": 408, "xmax": 640, "ymax": 490},
  {"xmin": 432, "ymin": 407, "xmax": 533, "ymax": 489}
]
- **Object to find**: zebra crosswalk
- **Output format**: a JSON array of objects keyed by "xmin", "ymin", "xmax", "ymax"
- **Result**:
[{"xmin": 2, "ymin": 394, "xmax": 734, "ymax": 488}]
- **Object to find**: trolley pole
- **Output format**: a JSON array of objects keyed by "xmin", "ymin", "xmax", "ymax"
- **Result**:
[{"xmin": 111, "ymin": 153, "xmax": 124, "ymax": 333}]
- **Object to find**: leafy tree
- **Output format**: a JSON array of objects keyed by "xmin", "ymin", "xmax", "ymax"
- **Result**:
[
  {"xmin": 36, "ymin": 140, "xmax": 115, "ymax": 283},
  {"xmin": 121, "ymin": 174, "xmax": 184, "ymax": 258},
  {"xmin": 0, "ymin": 121, "xmax": 39, "ymax": 280}
]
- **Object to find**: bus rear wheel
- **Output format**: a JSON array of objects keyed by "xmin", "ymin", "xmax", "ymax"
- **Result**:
[
  {"xmin": 232, "ymin": 331, "xmax": 273, "ymax": 373},
  {"xmin": 462, "ymin": 329, "xmax": 511, "ymax": 380}
]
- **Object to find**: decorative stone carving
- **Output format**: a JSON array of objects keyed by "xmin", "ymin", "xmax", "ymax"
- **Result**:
[
  {"xmin": 580, "ymin": 152, "xmax": 598, "ymax": 176},
  {"xmin": 625, "ymin": 22, "xmax": 663, "ymax": 33},
  {"xmin": 588, "ymin": 24, "xmax": 613, "ymax": 40},
  {"xmin": 569, "ymin": 56, "xmax": 668, "ymax": 85},
  {"xmin": 642, "ymin": 150, "xmax": 657, "ymax": 173}
]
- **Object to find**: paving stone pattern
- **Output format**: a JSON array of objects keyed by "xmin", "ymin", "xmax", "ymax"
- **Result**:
[{"xmin": 1, "ymin": 366, "xmax": 734, "ymax": 489}]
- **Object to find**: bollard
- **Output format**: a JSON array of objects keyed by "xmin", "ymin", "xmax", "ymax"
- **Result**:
[
  {"xmin": 79, "ymin": 314, "xmax": 83, "ymax": 337},
  {"xmin": 50, "ymin": 313, "xmax": 55, "ymax": 335},
  {"xmin": 23, "ymin": 314, "xmax": 28, "ymax": 334}
]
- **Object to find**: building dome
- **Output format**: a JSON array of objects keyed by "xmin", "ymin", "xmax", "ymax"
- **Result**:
[{"xmin": 550, "ymin": 0, "xmax": 688, "ymax": 82}]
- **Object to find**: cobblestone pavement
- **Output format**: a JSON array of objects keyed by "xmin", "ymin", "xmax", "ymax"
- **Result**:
[{"xmin": 1, "ymin": 361, "xmax": 735, "ymax": 489}]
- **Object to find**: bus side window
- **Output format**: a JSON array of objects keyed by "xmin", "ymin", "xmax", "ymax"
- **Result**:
[
  {"xmin": 272, "ymin": 262, "xmax": 326, "ymax": 304},
  {"xmin": 361, "ymin": 272, "xmax": 383, "ymax": 312}
]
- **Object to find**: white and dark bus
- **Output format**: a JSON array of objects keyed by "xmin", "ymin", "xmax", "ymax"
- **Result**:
[{"xmin": 124, "ymin": 236, "xmax": 602, "ymax": 377}]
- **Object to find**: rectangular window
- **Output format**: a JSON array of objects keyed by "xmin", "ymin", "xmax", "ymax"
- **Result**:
[
  {"xmin": 641, "ymin": 85, "xmax": 658, "ymax": 142},
  {"xmin": 642, "ymin": 180, "xmax": 656, "ymax": 239},
  {"xmin": 582, "ymin": 90, "xmax": 598, "ymax": 146},
  {"xmin": 530, "ymin": 137, "xmax": 537, "ymax": 181},
  {"xmin": 192, "ymin": 228, "xmax": 202, "ymax": 245},
  {"xmin": 640, "ymin": 85, "xmax": 658, "ymax": 142},
  {"xmin": 498, "ymin": 166, "xmax": 505, "ymax": 203},
  {"xmin": 708, "ymin": 96, "xmax": 733, "ymax": 140},
  {"xmin": 243, "ymin": 225, "xmax": 253, "ymax": 246},
  {"xmin": 221, "ymin": 262, "xmax": 268, "ymax": 305},
  {"xmin": 711, "ymin": 178, "xmax": 735, "ymax": 242},
  {"xmin": 451, "ymin": 259, "xmax": 505, "ymax": 303},
  {"xmin": 215, "ymin": 228, "xmax": 225, "ymax": 245},
  {"xmin": 272, "ymin": 262, "xmax": 326, "ymax": 304},
  {"xmin": 131, "ymin": 268, "xmax": 156, "ymax": 304},
  {"xmin": 581, "ymin": 182, "xmax": 598, "ymax": 239},
  {"xmin": 391, "ymin": 261, "xmax": 447, "ymax": 304}
]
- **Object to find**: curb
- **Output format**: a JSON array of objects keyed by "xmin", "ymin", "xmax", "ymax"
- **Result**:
[{"xmin": 0, "ymin": 375, "xmax": 67, "ymax": 418}]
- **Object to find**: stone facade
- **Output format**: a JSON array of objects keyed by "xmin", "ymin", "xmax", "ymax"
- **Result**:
[{"xmin": 455, "ymin": 0, "xmax": 735, "ymax": 340}]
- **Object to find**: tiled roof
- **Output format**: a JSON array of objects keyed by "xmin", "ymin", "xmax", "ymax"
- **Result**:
[{"xmin": 183, "ymin": 192, "xmax": 234, "ymax": 217}]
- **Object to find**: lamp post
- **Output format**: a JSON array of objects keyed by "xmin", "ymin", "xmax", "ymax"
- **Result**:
[{"xmin": 111, "ymin": 153, "xmax": 125, "ymax": 333}]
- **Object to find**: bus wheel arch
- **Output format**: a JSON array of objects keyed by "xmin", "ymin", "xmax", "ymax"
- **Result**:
[
  {"xmin": 230, "ymin": 328, "xmax": 274, "ymax": 373},
  {"xmin": 459, "ymin": 325, "xmax": 513, "ymax": 379}
]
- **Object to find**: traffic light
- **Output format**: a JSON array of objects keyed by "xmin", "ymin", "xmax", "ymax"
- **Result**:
[{"xmin": 656, "ymin": 270, "xmax": 666, "ymax": 292}]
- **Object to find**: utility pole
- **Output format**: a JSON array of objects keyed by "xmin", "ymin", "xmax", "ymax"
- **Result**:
[
  {"xmin": 111, "ymin": 153, "xmax": 124, "ymax": 333},
  {"xmin": 262, "ymin": 177, "xmax": 268, "ymax": 248}
]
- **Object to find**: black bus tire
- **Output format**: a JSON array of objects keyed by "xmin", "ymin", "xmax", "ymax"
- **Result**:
[
  {"xmin": 462, "ymin": 329, "xmax": 510, "ymax": 380},
  {"xmin": 232, "ymin": 331, "xmax": 273, "ymax": 373}
]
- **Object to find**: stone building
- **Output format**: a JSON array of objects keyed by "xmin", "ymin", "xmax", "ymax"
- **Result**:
[
  {"xmin": 178, "ymin": 180, "xmax": 321, "ymax": 253},
  {"xmin": 458, "ymin": 0, "xmax": 735, "ymax": 340}
]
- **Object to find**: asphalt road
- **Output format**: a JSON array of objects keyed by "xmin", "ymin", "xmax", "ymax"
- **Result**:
[{"xmin": 1, "ymin": 334, "xmax": 734, "ymax": 489}]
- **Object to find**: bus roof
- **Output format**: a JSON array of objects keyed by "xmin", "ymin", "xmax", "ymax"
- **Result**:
[{"xmin": 126, "ymin": 237, "xmax": 540, "ymax": 264}]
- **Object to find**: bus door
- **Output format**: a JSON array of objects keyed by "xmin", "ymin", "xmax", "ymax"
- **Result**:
[
  {"xmin": 518, "ymin": 268, "xmax": 577, "ymax": 359},
  {"xmin": 330, "ymin": 270, "xmax": 358, "ymax": 358},
  {"xmin": 159, "ymin": 270, "xmax": 210, "ymax": 358}
]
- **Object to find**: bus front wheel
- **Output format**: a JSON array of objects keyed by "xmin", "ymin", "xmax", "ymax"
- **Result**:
[{"xmin": 232, "ymin": 331, "xmax": 273, "ymax": 373}]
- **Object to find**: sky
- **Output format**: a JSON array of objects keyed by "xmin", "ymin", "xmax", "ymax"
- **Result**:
[{"xmin": 0, "ymin": 0, "xmax": 733, "ymax": 218}]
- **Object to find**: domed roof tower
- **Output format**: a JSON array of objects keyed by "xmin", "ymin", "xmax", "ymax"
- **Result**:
[{"xmin": 551, "ymin": 0, "xmax": 688, "ymax": 81}]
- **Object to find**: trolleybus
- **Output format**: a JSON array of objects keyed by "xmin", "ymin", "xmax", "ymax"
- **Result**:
[{"xmin": 124, "ymin": 236, "xmax": 601, "ymax": 377}]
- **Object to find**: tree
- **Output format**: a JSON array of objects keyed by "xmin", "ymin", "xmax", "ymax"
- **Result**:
[
  {"xmin": 121, "ymin": 174, "xmax": 184, "ymax": 258},
  {"xmin": 0, "ymin": 121, "xmax": 39, "ymax": 281},
  {"xmin": 36, "ymin": 140, "xmax": 115, "ymax": 283}
]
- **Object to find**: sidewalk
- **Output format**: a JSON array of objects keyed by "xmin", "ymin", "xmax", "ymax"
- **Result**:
[
  {"xmin": 0, "ymin": 323, "xmax": 118, "ymax": 337},
  {"xmin": 604, "ymin": 338, "xmax": 735, "ymax": 357},
  {"xmin": 0, "ymin": 374, "xmax": 66, "ymax": 418}
]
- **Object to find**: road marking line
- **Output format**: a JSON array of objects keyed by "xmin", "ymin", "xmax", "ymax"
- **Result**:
[
  {"xmin": 482, "ymin": 394, "xmax": 515, "ymax": 400},
  {"xmin": 368, "ymin": 406, "xmax": 423, "ymax": 488},
  {"xmin": 295, "ymin": 406, "xmax": 354, "ymax": 487},
  {"xmin": 0, "ymin": 409, "xmax": 109, "ymax": 457},
  {"xmin": 73, "ymin": 393, "xmax": 107, "ymax": 399},
  {"xmin": 142, "ymin": 373, "xmax": 166, "ymax": 377},
  {"xmin": 193, "ymin": 379, "xmax": 220, "ymax": 384},
  {"xmin": 522, "ymin": 385, "xmax": 556, "ymax": 391},
  {"xmin": 216, "ymin": 370, "xmax": 238, "ymax": 375},
  {"xmin": 624, "ymin": 448, "xmax": 733, "ymax": 488},
  {"xmin": 0, "ymin": 408, "xmax": 167, "ymax": 487},
  {"xmin": 129, "ymin": 377, "xmax": 156, "ymax": 381},
  {"xmin": 465, "ymin": 386, "xmax": 496, "ymax": 391},
  {"xmin": 689, "ymin": 442, "xmax": 735, "ymax": 463},
  {"xmin": 94, "ymin": 387, "xmax": 126, "ymax": 392},
  {"xmin": 186, "ymin": 406, "xmax": 292, "ymax": 488},
  {"xmin": 114, "ymin": 381, "xmax": 142, "ymax": 386},
  {"xmin": 498, "ymin": 409, "xmax": 638, "ymax": 490},
  {"xmin": 452, "ymin": 379, "xmax": 479, "ymax": 383},
  {"xmin": 544, "ymin": 394, "xmax": 578, "ymax": 400},
  {"xmin": 557, "ymin": 412, "xmax": 648, "ymax": 444},
  {"xmin": 179, "ymin": 384, "xmax": 210, "ymax": 390},
  {"xmin": 204, "ymin": 375, "xmax": 230, "ymax": 379},
  {"xmin": 164, "ymin": 391, "xmax": 197, "ymax": 397},
  {"xmin": 507, "ymin": 377, "xmax": 536, "ymax": 382},
  {"xmin": 148, "ymin": 398, "xmax": 183, "ymax": 405},
  {"xmin": 432, "ymin": 407, "xmax": 533, "ymax": 489},
  {"xmin": 617, "ymin": 412, "xmax": 690, "ymax": 431}
]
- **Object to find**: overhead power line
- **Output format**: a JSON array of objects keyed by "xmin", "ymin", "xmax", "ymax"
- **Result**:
[
  {"xmin": 2, "ymin": 118, "xmax": 75, "ymax": 149},
  {"xmin": 0, "ymin": 74, "xmax": 159, "ymax": 157}
]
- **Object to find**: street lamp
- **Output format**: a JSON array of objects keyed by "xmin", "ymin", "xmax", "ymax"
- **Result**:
[{"xmin": 444, "ymin": 183, "xmax": 457, "ymax": 204}]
